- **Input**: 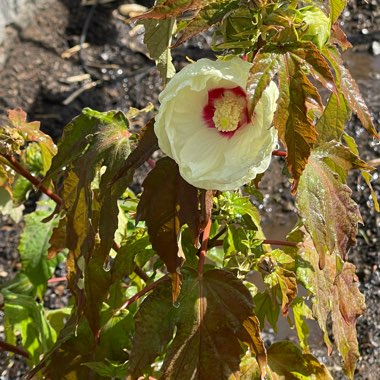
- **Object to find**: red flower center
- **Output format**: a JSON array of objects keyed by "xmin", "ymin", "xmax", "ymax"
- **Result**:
[{"xmin": 202, "ymin": 86, "xmax": 249, "ymax": 138}]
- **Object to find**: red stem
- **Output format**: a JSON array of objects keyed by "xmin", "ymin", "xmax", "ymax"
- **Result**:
[
  {"xmin": 47, "ymin": 277, "xmax": 67, "ymax": 284},
  {"xmin": 272, "ymin": 150, "xmax": 287, "ymax": 157},
  {"xmin": 98, "ymin": 274, "xmax": 169, "ymax": 341},
  {"xmin": 0, "ymin": 340, "xmax": 30, "ymax": 359},
  {"xmin": 210, "ymin": 239, "xmax": 297, "ymax": 248},
  {"xmin": 198, "ymin": 219, "xmax": 212, "ymax": 275},
  {"xmin": 2, "ymin": 154, "xmax": 150, "ymax": 283},
  {"xmin": 2, "ymin": 153, "xmax": 63, "ymax": 206}
]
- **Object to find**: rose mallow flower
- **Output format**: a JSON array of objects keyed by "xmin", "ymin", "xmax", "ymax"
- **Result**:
[{"xmin": 154, "ymin": 57, "xmax": 279, "ymax": 191}]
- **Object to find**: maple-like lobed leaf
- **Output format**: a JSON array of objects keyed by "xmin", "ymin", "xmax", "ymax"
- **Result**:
[
  {"xmin": 131, "ymin": 0, "xmax": 202, "ymax": 20},
  {"xmin": 316, "ymin": 92, "xmax": 350, "ymax": 144},
  {"xmin": 274, "ymin": 56, "xmax": 318, "ymax": 181},
  {"xmin": 267, "ymin": 341, "xmax": 333, "ymax": 379},
  {"xmin": 296, "ymin": 236, "xmax": 365, "ymax": 378},
  {"xmin": 173, "ymin": 0, "xmax": 240, "ymax": 47},
  {"xmin": 332, "ymin": 262, "xmax": 366, "ymax": 379},
  {"xmin": 137, "ymin": 157, "xmax": 200, "ymax": 274},
  {"xmin": 129, "ymin": 268, "xmax": 266, "ymax": 380},
  {"xmin": 324, "ymin": 46, "xmax": 379, "ymax": 139},
  {"xmin": 296, "ymin": 142, "xmax": 363, "ymax": 266}
]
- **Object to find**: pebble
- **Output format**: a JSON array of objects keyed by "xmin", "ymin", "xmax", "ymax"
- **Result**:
[{"xmin": 371, "ymin": 41, "xmax": 380, "ymax": 55}]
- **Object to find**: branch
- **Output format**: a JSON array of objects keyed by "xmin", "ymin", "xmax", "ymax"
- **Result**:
[
  {"xmin": 112, "ymin": 241, "xmax": 150, "ymax": 282},
  {"xmin": 209, "ymin": 238, "xmax": 298, "ymax": 248},
  {"xmin": 272, "ymin": 150, "xmax": 287, "ymax": 157},
  {"xmin": 1, "ymin": 153, "xmax": 63, "ymax": 206},
  {"xmin": 2, "ymin": 153, "xmax": 150, "ymax": 283},
  {"xmin": 98, "ymin": 274, "xmax": 169, "ymax": 341},
  {"xmin": 0, "ymin": 340, "xmax": 30, "ymax": 359},
  {"xmin": 198, "ymin": 218, "xmax": 212, "ymax": 275}
]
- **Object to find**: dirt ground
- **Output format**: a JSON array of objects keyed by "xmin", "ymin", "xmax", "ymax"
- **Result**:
[{"xmin": 0, "ymin": 0, "xmax": 379, "ymax": 379}]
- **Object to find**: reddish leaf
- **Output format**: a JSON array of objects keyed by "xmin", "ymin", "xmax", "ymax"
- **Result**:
[
  {"xmin": 331, "ymin": 23, "xmax": 352, "ymax": 50},
  {"xmin": 274, "ymin": 56, "xmax": 319, "ymax": 181},
  {"xmin": 332, "ymin": 263, "xmax": 366, "ymax": 379},
  {"xmin": 297, "ymin": 237, "xmax": 365, "ymax": 379},
  {"xmin": 173, "ymin": 0, "xmax": 240, "ymax": 47},
  {"xmin": 296, "ymin": 142, "xmax": 364, "ymax": 265},
  {"xmin": 129, "ymin": 268, "xmax": 267, "ymax": 380},
  {"xmin": 324, "ymin": 46, "xmax": 379, "ymax": 139},
  {"xmin": 137, "ymin": 157, "xmax": 200, "ymax": 273},
  {"xmin": 131, "ymin": 0, "xmax": 202, "ymax": 20}
]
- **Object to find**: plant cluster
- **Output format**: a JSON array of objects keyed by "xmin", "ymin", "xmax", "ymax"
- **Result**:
[{"xmin": 0, "ymin": 0, "xmax": 378, "ymax": 379}]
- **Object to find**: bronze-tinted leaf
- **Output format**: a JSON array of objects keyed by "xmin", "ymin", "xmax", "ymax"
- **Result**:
[
  {"xmin": 296, "ymin": 142, "xmax": 363, "ymax": 264},
  {"xmin": 173, "ymin": 0, "xmax": 240, "ymax": 47},
  {"xmin": 324, "ymin": 46, "xmax": 379, "ymax": 138},
  {"xmin": 267, "ymin": 341, "xmax": 333, "ymax": 379},
  {"xmin": 274, "ymin": 56, "xmax": 318, "ymax": 181},
  {"xmin": 129, "ymin": 268, "xmax": 267, "ymax": 380},
  {"xmin": 137, "ymin": 157, "xmax": 200, "ymax": 273},
  {"xmin": 131, "ymin": 0, "xmax": 202, "ymax": 20},
  {"xmin": 332, "ymin": 263, "xmax": 366, "ymax": 379},
  {"xmin": 297, "ymin": 237, "xmax": 365, "ymax": 379}
]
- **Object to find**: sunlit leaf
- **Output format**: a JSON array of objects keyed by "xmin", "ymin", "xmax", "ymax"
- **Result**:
[
  {"xmin": 267, "ymin": 341, "xmax": 333, "ymax": 379},
  {"xmin": 316, "ymin": 92, "xmax": 350, "ymax": 144},
  {"xmin": 296, "ymin": 142, "xmax": 365, "ymax": 266},
  {"xmin": 17, "ymin": 201, "xmax": 66, "ymax": 299},
  {"xmin": 2, "ymin": 290, "xmax": 57, "ymax": 366},
  {"xmin": 324, "ymin": 46, "xmax": 379, "ymax": 138},
  {"xmin": 174, "ymin": 0, "xmax": 240, "ymax": 47},
  {"xmin": 292, "ymin": 297, "xmax": 313, "ymax": 352},
  {"xmin": 129, "ymin": 268, "xmax": 267, "ymax": 380},
  {"xmin": 297, "ymin": 237, "xmax": 365, "ymax": 379},
  {"xmin": 329, "ymin": 0, "xmax": 348, "ymax": 24},
  {"xmin": 131, "ymin": 0, "xmax": 202, "ymax": 20},
  {"xmin": 254, "ymin": 291, "xmax": 280, "ymax": 332}
]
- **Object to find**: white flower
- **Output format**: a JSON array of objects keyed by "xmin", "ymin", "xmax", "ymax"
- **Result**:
[{"xmin": 154, "ymin": 57, "xmax": 279, "ymax": 191}]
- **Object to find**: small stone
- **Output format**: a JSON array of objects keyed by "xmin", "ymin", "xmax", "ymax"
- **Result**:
[{"xmin": 370, "ymin": 41, "xmax": 380, "ymax": 56}]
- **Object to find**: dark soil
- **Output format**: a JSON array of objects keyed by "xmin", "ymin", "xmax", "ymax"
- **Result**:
[{"xmin": 0, "ymin": 1, "xmax": 379, "ymax": 379}]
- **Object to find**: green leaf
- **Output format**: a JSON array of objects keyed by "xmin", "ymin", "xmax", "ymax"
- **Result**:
[
  {"xmin": 16, "ymin": 201, "xmax": 65, "ymax": 299},
  {"xmin": 174, "ymin": 0, "xmax": 240, "ymax": 47},
  {"xmin": 141, "ymin": 19, "xmax": 176, "ymax": 83},
  {"xmin": 316, "ymin": 92, "xmax": 350, "ymax": 144},
  {"xmin": 292, "ymin": 298, "xmax": 313, "ymax": 351},
  {"xmin": 27, "ymin": 307, "xmax": 133, "ymax": 379},
  {"xmin": 324, "ymin": 46, "xmax": 379, "ymax": 139},
  {"xmin": 44, "ymin": 108, "xmax": 132, "ymax": 334},
  {"xmin": 296, "ymin": 142, "xmax": 364, "ymax": 266},
  {"xmin": 137, "ymin": 157, "xmax": 200, "ymax": 273},
  {"xmin": 254, "ymin": 291, "xmax": 280, "ymax": 332},
  {"xmin": 83, "ymin": 360, "xmax": 128, "ymax": 379},
  {"xmin": 2, "ymin": 290, "xmax": 57, "ymax": 366},
  {"xmin": 329, "ymin": 0, "xmax": 348, "ymax": 24},
  {"xmin": 267, "ymin": 341, "xmax": 333, "ymax": 379},
  {"xmin": 248, "ymin": 51, "xmax": 280, "ymax": 113},
  {"xmin": 129, "ymin": 268, "xmax": 267, "ymax": 380}
]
